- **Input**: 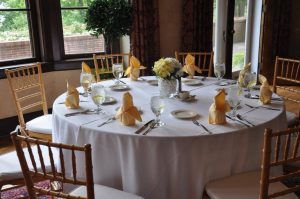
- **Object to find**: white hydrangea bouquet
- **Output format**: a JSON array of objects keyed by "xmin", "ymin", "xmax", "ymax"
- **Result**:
[
  {"xmin": 153, "ymin": 58, "xmax": 183, "ymax": 97},
  {"xmin": 153, "ymin": 57, "xmax": 183, "ymax": 80}
]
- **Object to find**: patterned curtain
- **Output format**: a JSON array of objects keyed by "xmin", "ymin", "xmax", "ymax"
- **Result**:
[
  {"xmin": 261, "ymin": 0, "xmax": 292, "ymax": 82},
  {"xmin": 130, "ymin": 0, "xmax": 160, "ymax": 74},
  {"xmin": 181, "ymin": 0, "xmax": 214, "ymax": 52}
]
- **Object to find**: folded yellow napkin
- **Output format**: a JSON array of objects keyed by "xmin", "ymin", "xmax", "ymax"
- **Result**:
[
  {"xmin": 237, "ymin": 62, "xmax": 251, "ymax": 87},
  {"xmin": 182, "ymin": 54, "xmax": 202, "ymax": 78},
  {"xmin": 115, "ymin": 92, "xmax": 142, "ymax": 126},
  {"xmin": 65, "ymin": 82, "xmax": 80, "ymax": 109},
  {"xmin": 125, "ymin": 56, "xmax": 142, "ymax": 81},
  {"xmin": 82, "ymin": 62, "xmax": 92, "ymax": 73},
  {"xmin": 209, "ymin": 89, "xmax": 231, "ymax": 124},
  {"xmin": 259, "ymin": 75, "xmax": 272, "ymax": 104}
]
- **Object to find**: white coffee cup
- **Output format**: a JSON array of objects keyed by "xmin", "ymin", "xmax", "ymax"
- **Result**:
[{"xmin": 179, "ymin": 91, "xmax": 190, "ymax": 100}]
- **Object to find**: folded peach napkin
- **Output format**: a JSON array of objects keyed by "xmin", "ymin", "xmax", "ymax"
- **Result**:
[
  {"xmin": 65, "ymin": 82, "xmax": 80, "ymax": 109},
  {"xmin": 82, "ymin": 62, "xmax": 92, "ymax": 73},
  {"xmin": 125, "ymin": 56, "xmax": 143, "ymax": 81},
  {"xmin": 182, "ymin": 54, "xmax": 202, "ymax": 78},
  {"xmin": 237, "ymin": 62, "xmax": 251, "ymax": 87},
  {"xmin": 259, "ymin": 75, "xmax": 272, "ymax": 104},
  {"xmin": 209, "ymin": 89, "xmax": 231, "ymax": 124},
  {"xmin": 115, "ymin": 92, "xmax": 142, "ymax": 126}
]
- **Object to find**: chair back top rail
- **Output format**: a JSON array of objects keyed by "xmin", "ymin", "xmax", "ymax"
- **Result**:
[{"xmin": 11, "ymin": 131, "xmax": 95, "ymax": 199}]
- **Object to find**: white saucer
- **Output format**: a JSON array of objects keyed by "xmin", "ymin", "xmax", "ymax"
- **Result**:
[
  {"xmin": 171, "ymin": 109, "xmax": 198, "ymax": 119},
  {"xmin": 102, "ymin": 96, "xmax": 117, "ymax": 105},
  {"xmin": 110, "ymin": 84, "xmax": 130, "ymax": 91},
  {"xmin": 182, "ymin": 79, "xmax": 203, "ymax": 86},
  {"xmin": 147, "ymin": 80, "xmax": 158, "ymax": 86}
]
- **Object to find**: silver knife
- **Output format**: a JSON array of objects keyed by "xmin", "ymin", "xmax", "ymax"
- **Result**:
[
  {"xmin": 134, "ymin": 119, "xmax": 155, "ymax": 134},
  {"xmin": 143, "ymin": 121, "xmax": 157, "ymax": 135}
]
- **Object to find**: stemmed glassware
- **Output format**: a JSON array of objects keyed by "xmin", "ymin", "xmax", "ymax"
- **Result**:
[
  {"xmin": 227, "ymin": 85, "xmax": 241, "ymax": 118},
  {"xmin": 112, "ymin": 63, "xmax": 124, "ymax": 85},
  {"xmin": 150, "ymin": 96, "xmax": 165, "ymax": 127},
  {"xmin": 243, "ymin": 72, "xmax": 257, "ymax": 98},
  {"xmin": 91, "ymin": 84, "xmax": 106, "ymax": 114},
  {"xmin": 80, "ymin": 72, "xmax": 94, "ymax": 97},
  {"xmin": 214, "ymin": 63, "xmax": 226, "ymax": 81}
]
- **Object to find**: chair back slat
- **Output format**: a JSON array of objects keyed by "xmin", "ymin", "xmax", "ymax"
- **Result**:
[
  {"xmin": 259, "ymin": 127, "xmax": 300, "ymax": 199},
  {"xmin": 5, "ymin": 63, "xmax": 48, "ymax": 129},
  {"xmin": 11, "ymin": 132, "xmax": 95, "ymax": 199},
  {"xmin": 175, "ymin": 51, "xmax": 214, "ymax": 77}
]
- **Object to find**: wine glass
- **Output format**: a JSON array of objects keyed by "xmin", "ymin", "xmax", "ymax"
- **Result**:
[
  {"xmin": 227, "ymin": 85, "xmax": 241, "ymax": 118},
  {"xmin": 112, "ymin": 63, "xmax": 124, "ymax": 85},
  {"xmin": 80, "ymin": 72, "xmax": 93, "ymax": 97},
  {"xmin": 150, "ymin": 96, "xmax": 165, "ymax": 127},
  {"xmin": 214, "ymin": 63, "xmax": 226, "ymax": 81},
  {"xmin": 243, "ymin": 72, "xmax": 257, "ymax": 98},
  {"xmin": 91, "ymin": 84, "xmax": 106, "ymax": 114}
]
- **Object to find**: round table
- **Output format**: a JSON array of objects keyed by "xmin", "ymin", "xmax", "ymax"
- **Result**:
[{"xmin": 52, "ymin": 76, "xmax": 287, "ymax": 199}]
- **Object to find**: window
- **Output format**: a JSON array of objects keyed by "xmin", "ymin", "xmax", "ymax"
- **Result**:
[
  {"xmin": 60, "ymin": 0, "xmax": 104, "ymax": 55},
  {"xmin": 0, "ymin": 0, "xmax": 36, "ymax": 62}
]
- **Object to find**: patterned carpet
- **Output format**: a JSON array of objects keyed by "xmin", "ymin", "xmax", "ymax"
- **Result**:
[{"xmin": 1, "ymin": 181, "xmax": 51, "ymax": 199}]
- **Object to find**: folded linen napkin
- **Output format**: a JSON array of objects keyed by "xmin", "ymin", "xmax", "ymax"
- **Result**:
[
  {"xmin": 115, "ymin": 92, "xmax": 142, "ymax": 126},
  {"xmin": 237, "ymin": 62, "xmax": 251, "ymax": 87},
  {"xmin": 65, "ymin": 82, "xmax": 80, "ymax": 109},
  {"xmin": 209, "ymin": 89, "xmax": 231, "ymax": 124},
  {"xmin": 259, "ymin": 75, "xmax": 272, "ymax": 104},
  {"xmin": 182, "ymin": 54, "xmax": 202, "ymax": 78},
  {"xmin": 82, "ymin": 62, "xmax": 92, "ymax": 73},
  {"xmin": 125, "ymin": 56, "xmax": 143, "ymax": 81}
]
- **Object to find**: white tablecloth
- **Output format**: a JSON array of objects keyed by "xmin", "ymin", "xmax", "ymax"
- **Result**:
[{"xmin": 52, "ymin": 76, "xmax": 287, "ymax": 199}]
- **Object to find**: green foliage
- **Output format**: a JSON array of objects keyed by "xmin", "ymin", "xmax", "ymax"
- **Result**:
[
  {"xmin": 85, "ymin": 0, "xmax": 133, "ymax": 45},
  {"xmin": 232, "ymin": 51, "xmax": 245, "ymax": 71}
]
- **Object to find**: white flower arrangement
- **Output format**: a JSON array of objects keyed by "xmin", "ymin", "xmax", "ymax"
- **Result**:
[{"xmin": 153, "ymin": 57, "xmax": 183, "ymax": 80}]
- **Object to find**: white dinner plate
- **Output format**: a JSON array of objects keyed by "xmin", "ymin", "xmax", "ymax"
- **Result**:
[
  {"xmin": 182, "ymin": 79, "xmax": 203, "ymax": 86},
  {"xmin": 171, "ymin": 109, "xmax": 198, "ymax": 119},
  {"xmin": 102, "ymin": 96, "xmax": 117, "ymax": 105},
  {"xmin": 109, "ymin": 84, "xmax": 130, "ymax": 91},
  {"xmin": 147, "ymin": 80, "xmax": 158, "ymax": 86}
]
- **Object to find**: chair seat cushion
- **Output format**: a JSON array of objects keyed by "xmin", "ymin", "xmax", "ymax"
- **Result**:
[
  {"xmin": 26, "ymin": 114, "xmax": 52, "ymax": 135},
  {"xmin": 70, "ymin": 184, "xmax": 144, "ymax": 199},
  {"xmin": 0, "ymin": 145, "xmax": 56, "ymax": 182},
  {"xmin": 205, "ymin": 171, "xmax": 298, "ymax": 199},
  {"xmin": 286, "ymin": 111, "xmax": 299, "ymax": 127}
]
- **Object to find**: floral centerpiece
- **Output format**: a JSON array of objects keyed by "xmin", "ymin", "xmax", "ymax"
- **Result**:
[{"xmin": 153, "ymin": 58, "xmax": 183, "ymax": 97}]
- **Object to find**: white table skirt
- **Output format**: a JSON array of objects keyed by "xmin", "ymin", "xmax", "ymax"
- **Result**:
[{"xmin": 52, "ymin": 76, "xmax": 287, "ymax": 199}]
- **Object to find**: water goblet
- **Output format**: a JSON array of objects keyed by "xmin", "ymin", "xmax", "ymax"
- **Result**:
[
  {"xmin": 227, "ymin": 85, "xmax": 242, "ymax": 118},
  {"xmin": 91, "ymin": 84, "xmax": 106, "ymax": 114},
  {"xmin": 80, "ymin": 72, "xmax": 93, "ymax": 97},
  {"xmin": 243, "ymin": 72, "xmax": 257, "ymax": 98},
  {"xmin": 112, "ymin": 63, "xmax": 124, "ymax": 85},
  {"xmin": 214, "ymin": 63, "xmax": 226, "ymax": 81},
  {"xmin": 150, "ymin": 96, "xmax": 165, "ymax": 127}
]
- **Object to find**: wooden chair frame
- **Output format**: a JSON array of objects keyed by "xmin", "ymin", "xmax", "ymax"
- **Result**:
[
  {"xmin": 260, "ymin": 127, "xmax": 300, "ymax": 199},
  {"xmin": 273, "ymin": 56, "xmax": 300, "ymax": 117},
  {"xmin": 175, "ymin": 51, "xmax": 214, "ymax": 77},
  {"xmin": 93, "ymin": 53, "xmax": 131, "ymax": 82},
  {"xmin": 11, "ymin": 132, "xmax": 95, "ymax": 199}
]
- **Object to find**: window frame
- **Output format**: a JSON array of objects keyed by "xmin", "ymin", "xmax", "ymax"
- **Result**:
[{"xmin": 0, "ymin": 0, "xmax": 40, "ymax": 67}]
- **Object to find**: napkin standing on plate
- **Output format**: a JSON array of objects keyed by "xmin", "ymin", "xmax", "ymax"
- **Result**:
[
  {"xmin": 115, "ymin": 92, "xmax": 142, "ymax": 126},
  {"xmin": 237, "ymin": 62, "xmax": 251, "ymax": 87},
  {"xmin": 182, "ymin": 54, "xmax": 202, "ymax": 79},
  {"xmin": 125, "ymin": 56, "xmax": 142, "ymax": 81},
  {"xmin": 209, "ymin": 89, "xmax": 231, "ymax": 124},
  {"xmin": 65, "ymin": 82, "xmax": 80, "ymax": 109},
  {"xmin": 259, "ymin": 74, "xmax": 272, "ymax": 104}
]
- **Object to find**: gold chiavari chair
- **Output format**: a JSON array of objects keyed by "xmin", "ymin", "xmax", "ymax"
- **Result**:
[
  {"xmin": 11, "ymin": 131, "xmax": 144, "ymax": 199},
  {"xmin": 93, "ymin": 53, "xmax": 131, "ymax": 82},
  {"xmin": 175, "ymin": 51, "xmax": 214, "ymax": 77},
  {"xmin": 5, "ymin": 63, "xmax": 52, "ymax": 141},
  {"xmin": 204, "ymin": 127, "xmax": 300, "ymax": 199},
  {"xmin": 273, "ymin": 56, "xmax": 300, "ymax": 127}
]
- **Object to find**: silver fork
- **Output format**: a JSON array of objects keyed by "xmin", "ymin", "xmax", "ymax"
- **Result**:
[
  {"xmin": 192, "ymin": 120, "xmax": 212, "ymax": 134},
  {"xmin": 98, "ymin": 117, "xmax": 116, "ymax": 127},
  {"xmin": 236, "ymin": 114, "xmax": 255, "ymax": 127},
  {"xmin": 64, "ymin": 109, "xmax": 92, "ymax": 117}
]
